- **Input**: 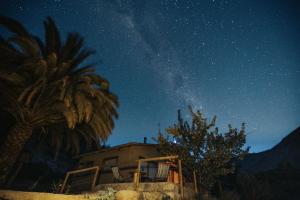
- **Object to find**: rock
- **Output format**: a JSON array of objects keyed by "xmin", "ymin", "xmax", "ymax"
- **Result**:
[
  {"xmin": 115, "ymin": 190, "xmax": 139, "ymax": 200},
  {"xmin": 0, "ymin": 190, "xmax": 87, "ymax": 200},
  {"xmin": 140, "ymin": 192, "xmax": 173, "ymax": 200}
]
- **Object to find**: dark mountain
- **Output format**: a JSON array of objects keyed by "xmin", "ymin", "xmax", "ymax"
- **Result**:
[{"xmin": 240, "ymin": 126, "xmax": 300, "ymax": 173}]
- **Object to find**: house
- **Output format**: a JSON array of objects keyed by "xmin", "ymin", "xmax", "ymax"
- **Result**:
[
  {"xmin": 74, "ymin": 141, "xmax": 162, "ymax": 184},
  {"xmin": 61, "ymin": 141, "xmax": 196, "ymax": 199}
]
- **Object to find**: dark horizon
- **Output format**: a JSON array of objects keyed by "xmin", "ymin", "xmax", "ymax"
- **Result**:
[{"xmin": 1, "ymin": 0, "xmax": 300, "ymax": 153}]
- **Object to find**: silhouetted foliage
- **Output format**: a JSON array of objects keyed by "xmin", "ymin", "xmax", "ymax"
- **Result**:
[
  {"xmin": 255, "ymin": 163, "xmax": 300, "ymax": 200},
  {"xmin": 211, "ymin": 171, "xmax": 272, "ymax": 200},
  {"xmin": 0, "ymin": 16, "xmax": 118, "ymax": 185},
  {"xmin": 235, "ymin": 173, "xmax": 272, "ymax": 200},
  {"xmin": 156, "ymin": 106, "xmax": 249, "ymax": 191}
]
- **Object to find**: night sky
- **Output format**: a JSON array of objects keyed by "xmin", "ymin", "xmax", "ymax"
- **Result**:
[{"xmin": 1, "ymin": 0, "xmax": 299, "ymax": 152}]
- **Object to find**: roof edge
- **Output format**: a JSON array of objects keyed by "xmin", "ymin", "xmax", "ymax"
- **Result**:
[{"xmin": 74, "ymin": 142, "xmax": 158, "ymax": 159}]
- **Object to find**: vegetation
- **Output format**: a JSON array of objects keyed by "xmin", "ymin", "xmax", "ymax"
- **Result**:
[
  {"xmin": 235, "ymin": 173, "xmax": 272, "ymax": 200},
  {"xmin": 83, "ymin": 187, "xmax": 117, "ymax": 200},
  {"xmin": 254, "ymin": 162, "xmax": 300, "ymax": 200},
  {"xmin": 0, "ymin": 16, "xmax": 118, "ymax": 185},
  {"xmin": 156, "ymin": 106, "xmax": 249, "ymax": 191}
]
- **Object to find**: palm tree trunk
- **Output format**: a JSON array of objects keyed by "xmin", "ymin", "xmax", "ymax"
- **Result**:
[{"xmin": 0, "ymin": 122, "xmax": 32, "ymax": 187}]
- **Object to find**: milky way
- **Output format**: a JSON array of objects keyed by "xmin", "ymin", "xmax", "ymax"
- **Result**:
[{"xmin": 1, "ymin": 0, "xmax": 300, "ymax": 152}]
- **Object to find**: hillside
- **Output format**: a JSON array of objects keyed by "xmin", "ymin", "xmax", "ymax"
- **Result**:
[{"xmin": 241, "ymin": 126, "xmax": 300, "ymax": 173}]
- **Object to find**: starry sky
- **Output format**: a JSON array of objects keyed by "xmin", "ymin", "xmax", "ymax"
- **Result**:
[{"xmin": 1, "ymin": 0, "xmax": 299, "ymax": 152}]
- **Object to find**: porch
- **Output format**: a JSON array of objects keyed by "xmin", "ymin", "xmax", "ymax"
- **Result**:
[{"xmin": 60, "ymin": 155, "xmax": 197, "ymax": 199}]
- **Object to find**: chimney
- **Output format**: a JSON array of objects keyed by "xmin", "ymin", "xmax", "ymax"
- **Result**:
[{"xmin": 143, "ymin": 137, "xmax": 147, "ymax": 144}]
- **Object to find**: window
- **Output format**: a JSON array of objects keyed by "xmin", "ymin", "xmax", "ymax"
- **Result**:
[
  {"xmin": 102, "ymin": 157, "xmax": 118, "ymax": 171},
  {"xmin": 139, "ymin": 156, "xmax": 148, "ymax": 174},
  {"xmin": 78, "ymin": 160, "xmax": 94, "ymax": 169},
  {"xmin": 85, "ymin": 161, "xmax": 94, "ymax": 167}
]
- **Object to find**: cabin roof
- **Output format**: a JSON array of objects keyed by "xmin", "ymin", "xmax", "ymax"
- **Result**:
[{"xmin": 75, "ymin": 142, "xmax": 158, "ymax": 158}]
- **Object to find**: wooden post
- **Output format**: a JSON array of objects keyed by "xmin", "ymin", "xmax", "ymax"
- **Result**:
[
  {"xmin": 6, "ymin": 162, "xmax": 24, "ymax": 187},
  {"xmin": 91, "ymin": 167, "xmax": 100, "ymax": 191},
  {"xmin": 136, "ymin": 160, "xmax": 141, "ymax": 190},
  {"xmin": 178, "ymin": 159, "xmax": 184, "ymax": 200},
  {"xmin": 193, "ymin": 170, "xmax": 198, "ymax": 195},
  {"xmin": 60, "ymin": 172, "xmax": 70, "ymax": 193},
  {"xmin": 218, "ymin": 180, "xmax": 223, "ymax": 200},
  {"xmin": 137, "ymin": 155, "xmax": 178, "ymax": 162},
  {"xmin": 60, "ymin": 166, "xmax": 99, "ymax": 193}
]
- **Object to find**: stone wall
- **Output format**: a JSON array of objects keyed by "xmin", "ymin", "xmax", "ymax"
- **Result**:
[
  {"xmin": 1, "ymin": 182, "xmax": 196, "ymax": 200},
  {"xmin": 95, "ymin": 182, "xmax": 196, "ymax": 200},
  {"xmin": 0, "ymin": 190, "xmax": 88, "ymax": 200}
]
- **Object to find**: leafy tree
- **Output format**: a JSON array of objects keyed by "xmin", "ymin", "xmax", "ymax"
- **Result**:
[
  {"xmin": 156, "ymin": 106, "xmax": 249, "ymax": 190},
  {"xmin": 0, "ymin": 16, "xmax": 118, "ymax": 185}
]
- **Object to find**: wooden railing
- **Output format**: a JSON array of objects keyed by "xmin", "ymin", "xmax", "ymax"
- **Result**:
[
  {"xmin": 135, "ymin": 155, "xmax": 184, "ymax": 199},
  {"xmin": 60, "ymin": 166, "xmax": 100, "ymax": 193}
]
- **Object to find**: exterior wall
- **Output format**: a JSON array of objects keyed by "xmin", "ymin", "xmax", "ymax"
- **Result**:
[
  {"xmin": 76, "ymin": 144, "xmax": 161, "ymax": 184},
  {"xmin": 0, "ymin": 190, "xmax": 89, "ymax": 200}
]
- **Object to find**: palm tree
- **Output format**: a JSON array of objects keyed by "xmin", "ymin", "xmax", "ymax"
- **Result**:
[{"xmin": 0, "ymin": 16, "xmax": 118, "ymax": 185}]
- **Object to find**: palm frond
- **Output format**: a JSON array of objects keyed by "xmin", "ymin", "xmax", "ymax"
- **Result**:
[
  {"xmin": 70, "ymin": 49, "xmax": 95, "ymax": 70},
  {"xmin": 9, "ymin": 36, "xmax": 40, "ymax": 57},
  {"xmin": 0, "ymin": 16, "xmax": 30, "ymax": 37},
  {"xmin": 0, "ymin": 16, "xmax": 119, "ymax": 156},
  {"xmin": 43, "ymin": 17, "xmax": 61, "ymax": 55},
  {"xmin": 60, "ymin": 33, "xmax": 83, "ymax": 62}
]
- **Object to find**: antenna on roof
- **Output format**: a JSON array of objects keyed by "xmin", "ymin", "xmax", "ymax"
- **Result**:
[
  {"xmin": 158, "ymin": 123, "xmax": 161, "ymax": 135},
  {"xmin": 152, "ymin": 123, "xmax": 162, "ymax": 144}
]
